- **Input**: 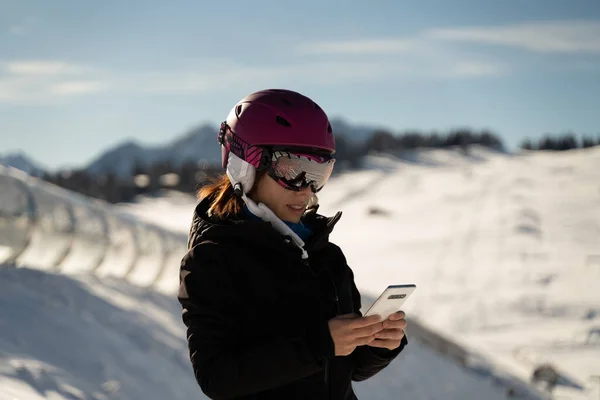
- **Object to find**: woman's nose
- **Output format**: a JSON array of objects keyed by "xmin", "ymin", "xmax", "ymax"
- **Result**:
[
  {"xmin": 297, "ymin": 186, "xmax": 312, "ymax": 195},
  {"xmin": 295, "ymin": 186, "xmax": 313, "ymax": 199}
]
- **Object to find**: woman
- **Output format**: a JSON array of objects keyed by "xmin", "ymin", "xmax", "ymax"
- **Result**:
[{"xmin": 178, "ymin": 89, "xmax": 407, "ymax": 399}]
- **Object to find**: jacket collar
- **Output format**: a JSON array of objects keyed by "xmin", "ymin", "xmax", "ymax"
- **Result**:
[{"xmin": 188, "ymin": 195, "xmax": 342, "ymax": 255}]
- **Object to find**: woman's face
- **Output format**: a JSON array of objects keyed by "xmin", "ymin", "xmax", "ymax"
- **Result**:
[{"xmin": 250, "ymin": 175, "xmax": 314, "ymax": 223}]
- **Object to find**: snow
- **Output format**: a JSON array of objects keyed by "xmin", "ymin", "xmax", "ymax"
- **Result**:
[
  {"xmin": 2, "ymin": 145, "xmax": 600, "ymax": 399},
  {"xmin": 0, "ymin": 265, "xmax": 529, "ymax": 400},
  {"xmin": 0, "ymin": 269, "xmax": 197, "ymax": 400},
  {"xmin": 115, "ymin": 190, "xmax": 195, "ymax": 235},
  {"xmin": 317, "ymin": 147, "xmax": 600, "ymax": 399}
]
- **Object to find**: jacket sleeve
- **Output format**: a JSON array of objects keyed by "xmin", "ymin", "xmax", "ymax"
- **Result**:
[
  {"xmin": 178, "ymin": 241, "xmax": 335, "ymax": 399},
  {"xmin": 348, "ymin": 267, "xmax": 407, "ymax": 382}
]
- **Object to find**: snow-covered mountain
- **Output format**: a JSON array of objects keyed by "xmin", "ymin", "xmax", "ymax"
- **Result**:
[
  {"xmin": 0, "ymin": 118, "xmax": 382, "ymax": 180},
  {"xmin": 85, "ymin": 124, "xmax": 220, "ymax": 178},
  {"xmin": 0, "ymin": 152, "xmax": 46, "ymax": 177},
  {"xmin": 83, "ymin": 118, "xmax": 382, "ymax": 178}
]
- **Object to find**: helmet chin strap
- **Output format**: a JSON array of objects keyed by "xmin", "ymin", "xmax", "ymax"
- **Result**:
[{"xmin": 226, "ymin": 152, "xmax": 309, "ymax": 260}]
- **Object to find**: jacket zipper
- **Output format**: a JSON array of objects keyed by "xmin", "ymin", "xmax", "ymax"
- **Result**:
[
  {"xmin": 332, "ymin": 282, "xmax": 341, "ymax": 315},
  {"xmin": 324, "ymin": 275, "xmax": 340, "ymax": 390},
  {"xmin": 302, "ymin": 251, "xmax": 340, "ymax": 393}
]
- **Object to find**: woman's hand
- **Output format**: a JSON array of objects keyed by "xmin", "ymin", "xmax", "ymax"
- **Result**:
[
  {"xmin": 368, "ymin": 310, "xmax": 407, "ymax": 351},
  {"xmin": 328, "ymin": 314, "xmax": 384, "ymax": 356}
]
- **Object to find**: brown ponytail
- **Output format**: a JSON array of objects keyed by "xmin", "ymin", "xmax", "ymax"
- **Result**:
[
  {"xmin": 197, "ymin": 171, "xmax": 266, "ymax": 219},
  {"xmin": 197, "ymin": 174, "xmax": 244, "ymax": 218}
]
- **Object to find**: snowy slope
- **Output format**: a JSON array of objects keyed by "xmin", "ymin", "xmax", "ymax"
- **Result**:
[
  {"xmin": 316, "ymin": 147, "xmax": 600, "ymax": 399},
  {"xmin": 2, "ymin": 146, "xmax": 599, "ymax": 399},
  {"xmin": 85, "ymin": 124, "xmax": 220, "ymax": 178},
  {"xmin": 118, "ymin": 146, "xmax": 600, "ymax": 399},
  {"xmin": 0, "ymin": 266, "xmax": 524, "ymax": 400}
]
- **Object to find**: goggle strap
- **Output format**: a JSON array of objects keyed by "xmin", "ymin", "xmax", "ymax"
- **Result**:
[{"xmin": 219, "ymin": 122, "xmax": 271, "ymax": 169}]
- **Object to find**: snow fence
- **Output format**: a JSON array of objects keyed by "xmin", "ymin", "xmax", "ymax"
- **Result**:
[{"xmin": 0, "ymin": 165, "xmax": 187, "ymax": 294}]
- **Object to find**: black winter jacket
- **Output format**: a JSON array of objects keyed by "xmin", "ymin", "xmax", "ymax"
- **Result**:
[{"xmin": 178, "ymin": 197, "xmax": 407, "ymax": 399}]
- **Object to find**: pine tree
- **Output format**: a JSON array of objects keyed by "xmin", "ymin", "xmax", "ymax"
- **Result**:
[
  {"xmin": 582, "ymin": 135, "xmax": 595, "ymax": 148},
  {"xmin": 520, "ymin": 139, "xmax": 534, "ymax": 150}
]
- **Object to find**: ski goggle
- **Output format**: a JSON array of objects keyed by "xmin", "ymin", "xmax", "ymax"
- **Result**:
[{"xmin": 268, "ymin": 150, "xmax": 335, "ymax": 193}]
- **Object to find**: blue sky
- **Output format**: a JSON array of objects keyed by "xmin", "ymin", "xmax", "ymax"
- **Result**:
[{"xmin": 1, "ymin": 0, "xmax": 599, "ymax": 170}]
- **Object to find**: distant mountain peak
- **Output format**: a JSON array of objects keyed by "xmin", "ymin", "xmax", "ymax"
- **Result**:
[
  {"xmin": 117, "ymin": 140, "xmax": 144, "ymax": 151},
  {"xmin": 0, "ymin": 151, "xmax": 46, "ymax": 176},
  {"xmin": 85, "ymin": 124, "xmax": 222, "ymax": 178},
  {"xmin": 79, "ymin": 119, "xmax": 382, "ymax": 178}
]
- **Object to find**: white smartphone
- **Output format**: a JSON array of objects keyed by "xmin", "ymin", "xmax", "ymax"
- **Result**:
[{"xmin": 364, "ymin": 284, "xmax": 416, "ymax": 321}]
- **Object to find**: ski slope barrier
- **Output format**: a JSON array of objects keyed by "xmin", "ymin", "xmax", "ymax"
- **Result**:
[{"xmin": 0, "ymin": 165, "xmax": 187, "ymax": 294}]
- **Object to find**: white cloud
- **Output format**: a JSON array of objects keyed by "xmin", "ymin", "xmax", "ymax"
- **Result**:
[
  {"xmin": 294, "ymin": 20, "xmax": 600, "ymax": 58},
  {"xmin": 297, "ymin": 38, "xmax": 415, "ymax": 55},
  {"xmin": 0, "ymin": 81, "xmax": 104, "ymax": 104},
  {"xmin": 0, "ymin": 56, "xmax": 503, "ymax": 105},
  {"xmin": 292, "ymin": 36, "xmax": 506, "ymax": 79},
  {"xmin": 1, "ymin": 20, "xmax": 598, "ymax": 106},
  {"xmin": 50, "ymin": 81, "xmax": 105, "ymax": 95},
  {"xmin": 0, "ymin": 60, "xmax": 103, "ymax": 104},
  {"xmin": 12, "ymin": 18, "xmax": 599, "ymax": 105},
  {"xmin": 289, "ymin": 20, "xmax": 600, "ymax": 81},
  {"xmin": 4, "ymin": 61, "xmax": 86, "ymax": 76},
  {"xmin": 111, "ymin": 60, "xmax": 407, "ymax": 95},
  {"xmin": 428, "ymin": 20, "xmax": 600, "ymax": 54},
  {"xmin": 0, "ymin": 76, "xmax": 49, "ymax": 103}
]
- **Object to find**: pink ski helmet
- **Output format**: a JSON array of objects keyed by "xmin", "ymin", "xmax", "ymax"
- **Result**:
[{"xmin": 218, "ymin": 89, "xmax": 336, "ymax": 169}]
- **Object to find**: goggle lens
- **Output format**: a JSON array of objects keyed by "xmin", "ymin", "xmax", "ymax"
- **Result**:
[{"xmin": 268, "ymin": 151, "xmax": 335, "ymax": 192}]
